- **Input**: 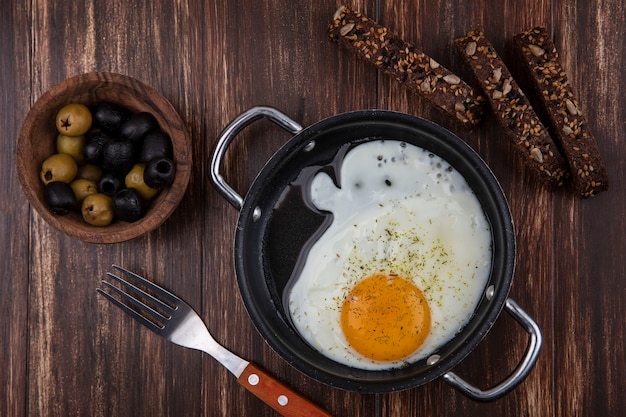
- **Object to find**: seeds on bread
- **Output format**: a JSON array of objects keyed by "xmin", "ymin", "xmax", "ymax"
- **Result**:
[
  {"xmin": 512, "ymin": 27, "xmax": 609, "ymax": 197},
  {"xmin": 329, "ymin": 6, "xmax": 486, "ymax": 128},
  {"xmin": 455, "ymin": 29, "xmax": 569, "ymax": 188}
]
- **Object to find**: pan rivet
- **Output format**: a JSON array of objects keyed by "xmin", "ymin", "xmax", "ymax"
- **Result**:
[
  {"xmin": 248, "ymin": 374, "xmax": 260, "ymax": 386},
  {"xmin": 303, "ymin": 140, "xmax": 316, "ymax": 152},
  {"xmin": 252, "ymin": 206, "xmax": 262, "ymax": 221},
  {"xmin": 427, "ymin": 354, "xmax": 441, "ymax": 365},
  {"xmin": 277, "ymin": 395, "xmax": 289, "ymax": 406},
  {"xmin": 485, "ymin": 285, "xmax": 495, "ymax": 300}
]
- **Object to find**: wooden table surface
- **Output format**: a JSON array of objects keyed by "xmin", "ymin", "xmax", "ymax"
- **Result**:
[{"xmin": 2, "ymin": 0, "xmax": 625, "ymax": 416}]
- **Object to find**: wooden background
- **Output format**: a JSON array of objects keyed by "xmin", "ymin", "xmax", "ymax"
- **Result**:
[{"xmin": 2, "ymin": 0, "xmax": 625, "ymax": 416}]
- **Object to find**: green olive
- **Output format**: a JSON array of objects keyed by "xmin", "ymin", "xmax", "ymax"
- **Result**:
[
  {"xmin": 56, "ymin": 103, "xmax": 93, "ymax": 136},
  {"xmin": 56, "ymin": 134, "xmax": 85, "ymax": 164},
  {"xmin": 40, "ymin": 153, "xmax": 78, "ymax": 185},
  {"xmin": 70, "ymin": 178, "xmax": 98, "ymax": 203},
  {"xmin": 125, "ymin": 163, "xmax": 159, "ymax": 200},
  {"xmin": 76, "ymin": 163, "xmax": 103, "ymax": 182},
  {"xmin": 81, "ymin": 193, "xmax": 114, "ymax": 226}
]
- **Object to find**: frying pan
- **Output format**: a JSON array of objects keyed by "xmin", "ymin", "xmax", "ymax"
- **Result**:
[{"xmin": 210, "ymin": 106, "xmax": 542, "ymax": 400}]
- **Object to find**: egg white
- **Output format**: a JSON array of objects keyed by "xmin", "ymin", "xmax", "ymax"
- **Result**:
[{"xmin": 287, "ymin": 140, "xmax": 492, "ymax": 370}]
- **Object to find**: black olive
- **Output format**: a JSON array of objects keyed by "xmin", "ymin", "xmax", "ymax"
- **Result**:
[
  {"xmin": 112, "ymin": 188, "xmax": 144, "ymax": 222},
  {"xmin": 92, "ymin": 102, "xmax": 127, "ymax": 133},
  {"xmin": 143, "ymin": 157, "xmax": 176, "ymax": 188},
  {"xmin": 120, "ymin": 112, "xmax": 159, "ymax": 149},
  {"xmin": 98, "ymin": 171, "xmax": 125, "ymax": 196},
  {"xmin": 140, "ymin": 131, "xmax": 173, "ymax": 163},
  {"xmin": 101, "ymin": 138, "xmax": 135, "ymax": 173},
  {"xmin": 44, "ymin": 181, "xmax": 77, "ymax": 215},
  {"xmin": 83, "ymin": 128, "xmax": 111, "ymax": 165}
]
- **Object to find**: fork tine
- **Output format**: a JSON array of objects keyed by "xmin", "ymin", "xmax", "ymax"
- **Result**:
[
  {"xmin": 111, "ymin": 264, "xmax": 181, "ymax": 306},
  {"xmin": 98, "ymin": 265, "xmax": 180, "ymax": 334},
  {"xmin": 101, "ymin": 277, "xmax": 171, "ymax": 322},
  {"xmin": 96, "ymin": 286, "xmax": 165, "ymax": 333},
  {"xmin": 105, "ymin": 270, "xmax": 174, "ymax": 314}
]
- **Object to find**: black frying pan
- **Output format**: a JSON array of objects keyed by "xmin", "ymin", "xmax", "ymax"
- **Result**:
[{"xmin": 210, "ymin": 106, "xmax": 541, "ymax": 400}]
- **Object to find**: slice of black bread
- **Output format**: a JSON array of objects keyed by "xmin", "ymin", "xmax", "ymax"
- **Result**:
[
  {"xmin": 513, "ymin": 27, "xmax": 608, "ymax": 197},
  {"xmin": 455, "ymin": 29, "xmax": 569, "ymax": 188},
  {"xmin": 329, "ymin": 6, "xmax": 486, "ymax": 128}
]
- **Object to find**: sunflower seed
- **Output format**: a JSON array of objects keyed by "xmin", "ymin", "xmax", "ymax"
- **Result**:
[
  {"xmin": 333, "ymin": 6, "xmax": 346, "ymax": 21},
  {"xmin": 502, "ymin": 78, "xmax": 512, "ymax": 95},
  {"xmin": 340, "ymin": 23, "xmax": 355, "ymax": 36},
  {"xmin": 528, "ymin": 44, "xmax": 545, "ymax": 57},
  {"xmin": 565, "ymin": 99, "xmax": 579, "ymax": 115},
  {"xmin": 465, "ymin": 41, "xmax": 477, "ymax": 56},
  {"xmin": 530, "ymin": 147, "xmax": 544, "ymax": 163},
  {"xmin": 443, "ymin": 74, "xmax": 461, "ymax": 85},
  {"xmin": 493, "ymin": 67, "xmax": 502, "ymax": 83}
]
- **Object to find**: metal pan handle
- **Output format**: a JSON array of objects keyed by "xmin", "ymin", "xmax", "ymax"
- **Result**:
[
  {"xmin": 210, "ymin": 106, "xmax": 303, "ymax": 210},
  {"xmin": 442, "ymin": 298, "xmax": 542, "ymax": 401}
]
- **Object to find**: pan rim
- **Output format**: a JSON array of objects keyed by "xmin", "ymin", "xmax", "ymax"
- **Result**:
[{"xmin": 231, "ymin": 109, "xmax": 515, "ymax": 392}]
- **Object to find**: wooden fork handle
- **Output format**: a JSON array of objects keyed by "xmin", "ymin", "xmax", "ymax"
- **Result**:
[{"xmin": 237, "ymin": 363, "xmax": 333, "ymax": 417}]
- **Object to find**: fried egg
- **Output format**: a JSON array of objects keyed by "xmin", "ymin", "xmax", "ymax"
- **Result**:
[{"xmin": 287, "ymin": 139, "xmax": 492, "ymax": 370}]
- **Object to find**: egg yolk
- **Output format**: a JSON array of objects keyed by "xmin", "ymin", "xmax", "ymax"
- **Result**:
[{"xmin": 340, "ymin": 273, "xmax": 431, "ymax": 362}]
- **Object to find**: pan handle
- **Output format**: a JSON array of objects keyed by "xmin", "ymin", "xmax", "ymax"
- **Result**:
[
  {"xmin": 210, "ymin": 106, "xmax": 303, "ymax": 210},
  {"xmin": 442, "ymin": 298, "xmax": 542, "ymax": 401}
]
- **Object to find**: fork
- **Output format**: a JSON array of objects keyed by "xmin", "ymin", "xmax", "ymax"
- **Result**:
[{"xmin": 97, "ymin": 264, "xmax": 332, "ymax": 417}]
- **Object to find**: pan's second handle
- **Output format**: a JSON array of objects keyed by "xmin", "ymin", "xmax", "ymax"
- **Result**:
[
  {"xmin": 442, "ymin": 298, "xmax": 543, "ymax": 401},
  {"xmin": 210, "ymin": 106, "xmax": 303, "ymax": 210},
  {"xmin": 238, "ymin": 363, "xmax": 333, "ymax": 417}
]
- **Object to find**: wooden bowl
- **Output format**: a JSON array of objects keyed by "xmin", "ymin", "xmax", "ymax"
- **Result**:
[{"xmin": 16, "ymin": 72, "xmax": 192, "ymax": 243}]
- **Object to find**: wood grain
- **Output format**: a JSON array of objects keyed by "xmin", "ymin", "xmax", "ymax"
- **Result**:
[
  {"xmin": 1, "ymin": 0, "xmax": 625, "ymax": 416},
  {"xmin": 1, "ymin": 3, "xmax": 31, "ymax": 417},
  {"xmin": 552, "ymin": 1, "xmax": 626, "ymax": 416}
]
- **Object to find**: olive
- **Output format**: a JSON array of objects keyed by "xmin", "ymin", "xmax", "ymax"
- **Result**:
[
  {"xmin": 98, "ymin": 171, "xmax": 125, "ymax": 196},
  {"xmin": 120, "ymin": 112, "xmax": 158, "ymax": 149},
  {"xmin": 101, "ymin": 138, "xmax": 134, "ymax": 173},
  {"xmin": 140, "ymin": 131, "xmax": 173, "ymax": 163},
  {"xmin": 56, "ymin": 103, "xmax": 92, "ymax": 136},
  {"xmin": 56, "ymin": 134, "xmax": 85, "ymax": 164},
  {"xmin": 70, "ymin": 178, "xmax": 98, "ymax": 203},
  {"xmin": 143, "ymin": 157, "xmax": 176, "ymax": 189},
  {"xmin": 81, "ymin": 193, "xmax": 114, "ymax": 226},
  {"xmin": 125, "ymin": 163, "xmax": 159, "ymax": 200},
  {"xmin": 40, "ymin": 153, "xmax": 78, "ymax": 185},
  {"xmin": 83, "ymin": 128, "xmax": 112, "ymax": 165},
  {"xmin": 92, "ymin": 102, "xmax": 127, "ymax": 133},
  {"xmin": 113, "ymin": 188, "xmax": 144, "ymax": 222},
  {"xmin": 76, "ymin": 163, "xmax": 103, "ymax": 182},
  {"xmin": 44, "ymin": 181, "xmax": 77, "ymax": 215}
]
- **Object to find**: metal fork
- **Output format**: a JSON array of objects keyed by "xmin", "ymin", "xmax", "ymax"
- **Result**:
[{"xmin": 97, "ymin": 264, "xmax": 331, "ymax": 417}]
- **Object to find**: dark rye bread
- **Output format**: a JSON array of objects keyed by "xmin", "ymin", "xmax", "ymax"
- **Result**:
[
  {"xmin": 513, "ymin": 27, "xmax": 609, "ymax": 197},
  {"xmin": 455, "ymin": 30, "xmax": 569, "ymax": 188},
  {"xmin": 329, "ymin": 6, "xmax": 486, "ymax": 128}
]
